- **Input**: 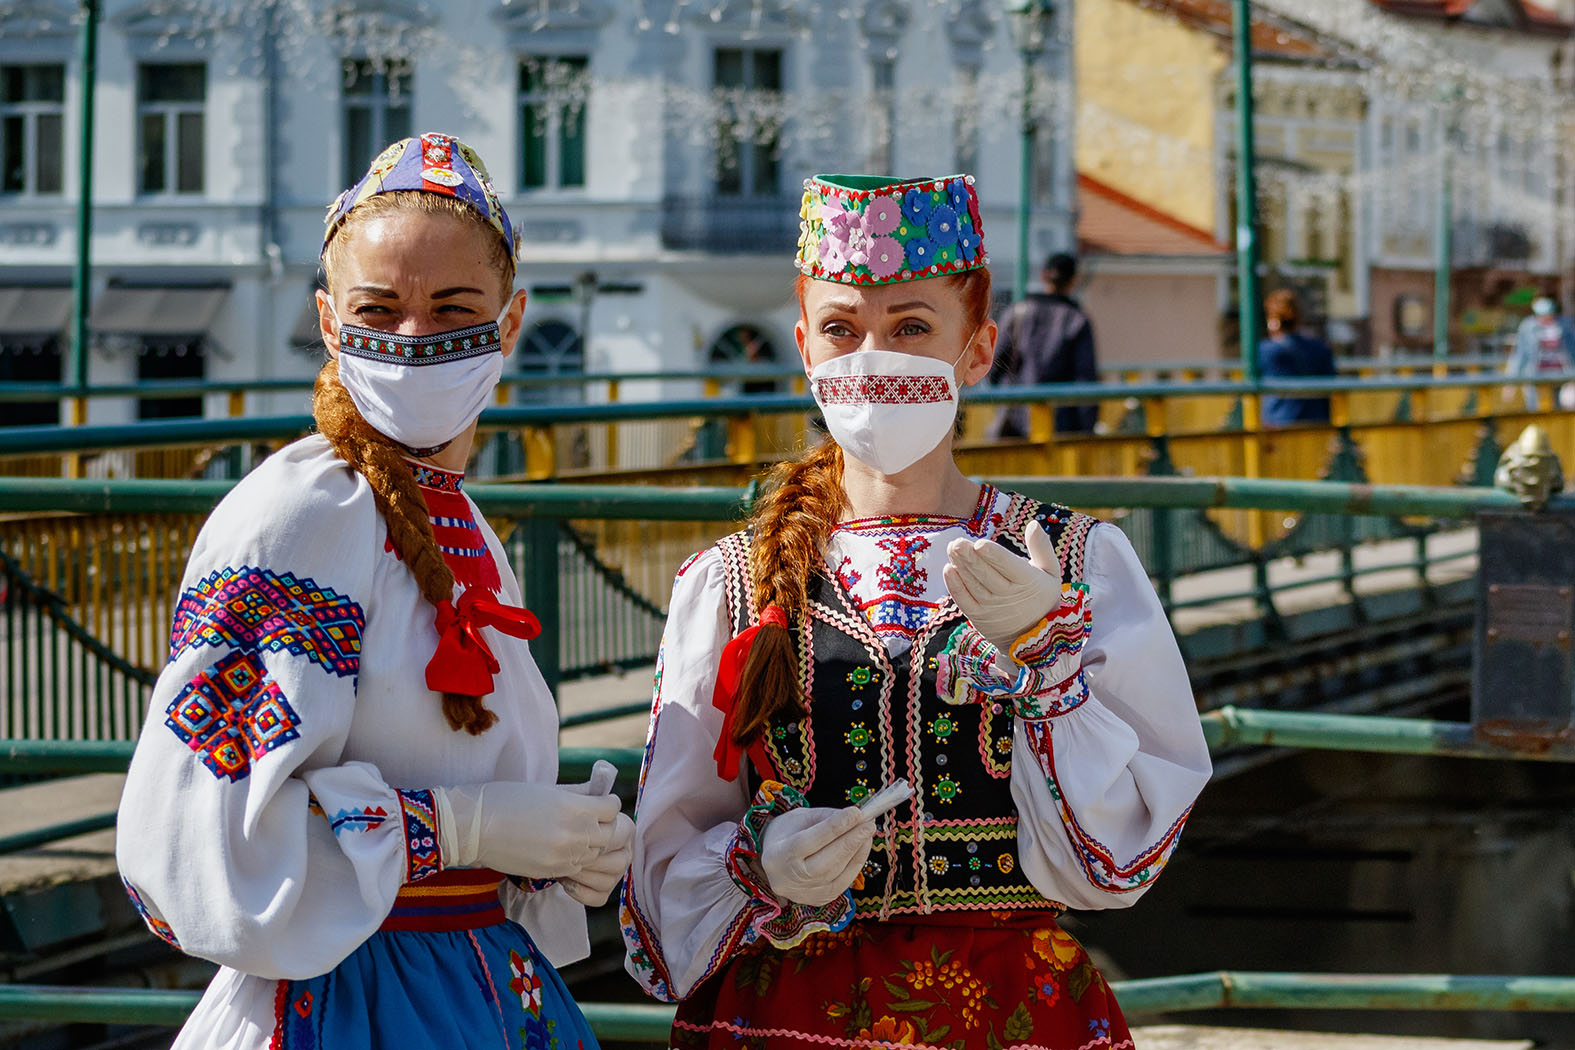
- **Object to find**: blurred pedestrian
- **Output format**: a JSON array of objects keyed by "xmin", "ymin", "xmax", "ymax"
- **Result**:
[
  {"xmin": 989, "ymin": 251, "xmax": 1099, "ymax": 437},
  {"xmin": 1258, "ymin": 289, "xmax": 1336, "ymax": 426},
  {"xmin": 1504, "ymin": 296, "xmax": 1575, "ymax": 411}
]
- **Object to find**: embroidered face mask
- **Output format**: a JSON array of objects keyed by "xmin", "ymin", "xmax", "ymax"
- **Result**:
[
  {"xmin": 808, "ymin": 346, "xmax": 969, "ymax": 475},
  {"xmin": 329, "ymin": 300, "xmax": 508, "ymax": 456}
]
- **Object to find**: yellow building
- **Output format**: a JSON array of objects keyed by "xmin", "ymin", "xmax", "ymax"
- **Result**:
[{"xmin": 1075, "ymin": 0, "xmax": 1368, "ymax": 343}]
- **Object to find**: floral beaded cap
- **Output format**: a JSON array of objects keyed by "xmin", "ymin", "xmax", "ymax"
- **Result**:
[
  {"xmin": 796, "ymin": 173, "xmax": 986, "ymax": 285},
  {"xmin": 323, "ymin": 132, "xmax": 520, "ymax": 261}
]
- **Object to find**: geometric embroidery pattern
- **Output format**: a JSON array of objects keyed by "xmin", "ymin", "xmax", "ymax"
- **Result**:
[
  {"xmin": 397, "ymin": 788, "xmax": 443, "ymax": 884},
  {"xmin": 339, "ymin": 321, "xmax": 499, "ymax": 365},
  {"xmin": 813, "ymin": 374, "xmax": 950, "ymax": 405},
  {"xmin": 407, "ymin": 462, "xmax": 464, "ymax": 492},
  {"xmin": 329, "ymin": 805, "xmax": 389, "ymax": 836},
  {"xmin": 164, "ymin": 650, "xmax": 302, "ymax": 782},
  {"xmin": 167, "ymin": 566, "xmax": 364, "ymax": 680}
]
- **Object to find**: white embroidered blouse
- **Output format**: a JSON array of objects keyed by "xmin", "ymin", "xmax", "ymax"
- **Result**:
[
  {"xmin": 115, "ymin": 436, "xmax": 586, "ymax": 1048},
  {"xmin": 621, "ymin": 485, "xmax": 1212, "ymax": 1002}
]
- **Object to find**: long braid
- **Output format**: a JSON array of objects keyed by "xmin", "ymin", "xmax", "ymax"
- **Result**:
[
  {"xmin": 729, "ymin": 437, "xmax": 845, "ymax": 746},
  {"xmin": 312, "ymin": 359, "xmax": 498, "ymax": 735}
]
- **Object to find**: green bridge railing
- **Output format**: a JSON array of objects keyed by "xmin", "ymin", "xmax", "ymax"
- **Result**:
[
  {"xmin": 0, "ymin": 470, "xmax": 1522, "ymax": 735},
  {"xmin": 0, "ymin": 972, "xmax": 1568, "ymax": 1037}
]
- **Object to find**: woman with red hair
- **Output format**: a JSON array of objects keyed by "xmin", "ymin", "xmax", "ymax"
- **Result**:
[{"xmin": 622, "ymin": 174, "xmax": 1211, "ymax": 1049}]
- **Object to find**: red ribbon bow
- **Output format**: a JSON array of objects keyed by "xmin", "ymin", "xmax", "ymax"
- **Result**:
[
  {"xmin": 711, "ymin": 604, "xmax": 788, "ymax": 781},
  {"xmin": 425, "ymin": 587, "xmax": 542, "ymax": 697}
]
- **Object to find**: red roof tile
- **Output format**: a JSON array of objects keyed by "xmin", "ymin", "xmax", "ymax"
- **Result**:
[
  {"xmin": 1369, "ymin": 0, "xmax": 1571, "ymax": 33},
  {"xmin": 1077, "ymin": 174, "xmax": 1229, "ymax": 257},
  {"xmin": 1125, "ymin": 0, "xmax": 1338, "ymax": 59}
]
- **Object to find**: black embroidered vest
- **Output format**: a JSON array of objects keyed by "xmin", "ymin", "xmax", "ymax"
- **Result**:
[{"xmin": 716, "ymin": 492, "xmax": 1097, "ymax": 919}]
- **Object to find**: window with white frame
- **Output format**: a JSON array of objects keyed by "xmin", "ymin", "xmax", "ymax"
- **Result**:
[
  {"xmin": 519, "ymin": 56, "xmax": 587, "ymax": 191},
  {"xmin": 1, "ymin": 65, "xmax": 64, "ymax": 196},
  {"xmin": 714, "ymin": 47, "xmax": 781, "ymax": 197},
  {"xmin": 342, "ymin": 58, "xmax": 412, "ymax": 184},
  {"xmin": 137, "ymin": 63, "xmax": 205, "ymax": 195}
]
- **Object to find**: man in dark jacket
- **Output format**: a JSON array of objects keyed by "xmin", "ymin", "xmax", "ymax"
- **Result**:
[{"xmin": 989, "ymin": 252, "xmax": 1099, "ymax": 437}]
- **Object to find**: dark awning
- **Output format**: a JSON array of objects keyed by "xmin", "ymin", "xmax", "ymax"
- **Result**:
[
  {"xmin": 0, "ymin": 286, "xmax": 72, "ymax": 334},
  {"xmin": 88, "ymin": 287, "xmax": 228, "ymax": 334}
]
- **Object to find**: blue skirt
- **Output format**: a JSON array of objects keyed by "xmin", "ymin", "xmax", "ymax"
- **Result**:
[{"xmin": 271, "ymin": 869, "xmax": 599, "ymax": 1050}]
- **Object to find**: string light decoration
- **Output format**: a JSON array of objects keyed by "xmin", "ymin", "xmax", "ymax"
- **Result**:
[{"xmin": 11, "ymin": 0, "xmax": 1572, "ymax": 237}]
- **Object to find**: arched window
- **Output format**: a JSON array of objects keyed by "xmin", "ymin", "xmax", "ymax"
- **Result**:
[
  {"xmin": 517, "ymin": 319, "xmax": 583, "ymax": 404},
  {"xmin": 707, "ymin": 323, "xmax": 779, "ymax": 394}
]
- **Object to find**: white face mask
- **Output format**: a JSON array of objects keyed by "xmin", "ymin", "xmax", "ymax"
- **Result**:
[
  {"xmin": 329, "ymin": 299, "xmax": 508, "ymax": 455},
  {"xmin": 808, "ymin": 347, "xmax": 968, "ymax": 475}
]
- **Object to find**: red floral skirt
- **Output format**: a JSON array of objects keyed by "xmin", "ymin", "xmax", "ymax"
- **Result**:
[{"xmin": 671, "ymin": 912, "xmax": 1132, "ymax": 1050}]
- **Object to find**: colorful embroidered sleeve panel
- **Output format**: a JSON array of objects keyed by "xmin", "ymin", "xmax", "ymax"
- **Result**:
[
  {"xmin": 115, "ymin": 438, "xmax": 455, "ymax": 982},
  {"xmin": 621, "ymin": 547, "xmax": 764, "ymax": 1002}
]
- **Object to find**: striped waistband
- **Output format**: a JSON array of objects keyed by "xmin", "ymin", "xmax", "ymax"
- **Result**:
[{"xmin": 380, "ymin": 867, "xmax": 506, "ymax": 932}]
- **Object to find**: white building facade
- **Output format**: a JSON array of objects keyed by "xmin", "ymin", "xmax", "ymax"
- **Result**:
[{"xmin": 0, "ymin": 0, "xmax": 1077, "ymax": 427}]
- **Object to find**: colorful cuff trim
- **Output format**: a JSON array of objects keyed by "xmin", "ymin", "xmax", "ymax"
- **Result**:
[
  {"xmin": 123, "ymin": 878, "xmax": 180, "ymax": 949},
  {"xmin": 796, "ymin": 173, "xmax": 987, "ymax": 286},
  {"xmin": 509, "ymin": 876, "xmax": 558, "ymax": 894},
  {"xmin": 934, "ymin": 588, "xmax": 1092, "ymax": 719},
  {"xmin": 397, "ymin": 788, "xmax": 444, "ymax": 884},
  {"xmin": 725, "ymin": 779, "xmax": 855, "ymax": 949},
  {"xmin": 1008, "ymin": 584, "xmax": 1092, "ymax": 672}
]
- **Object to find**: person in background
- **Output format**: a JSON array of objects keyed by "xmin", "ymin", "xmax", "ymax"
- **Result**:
[
  {"xmin": 1504, "ymin": 295, "xmax": 1575, "ymax": 411},
  {"xmin": 989, "ymin": 251, "xmax": 1099, "ymax": 437},
  {"xmin": 1258, "ymin": 288, "xmax": 1337, "ymax": 426}
]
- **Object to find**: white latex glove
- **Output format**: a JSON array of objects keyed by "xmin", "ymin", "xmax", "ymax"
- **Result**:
[
  {"xmin": 759, "ymin": 805, "xmax": 875, "ymax": 907},
  {"xmin": 432, "ymin": 781, "xmax": 621, "ymax": 880},
  {"xmin": 560, "ymin": 811, "xmax": 635, "ymax": 906},
  {"xmin": 561, "ymin": 758, "xmax": 619, "ymax": 798},
  {"xmin": 943, "ymin": 520, "xmax": 1063, "ymax": 651}
]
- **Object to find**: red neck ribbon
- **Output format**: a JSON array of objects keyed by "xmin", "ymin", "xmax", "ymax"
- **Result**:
[
  {"xmin": 425, "ymin": 587, "xmax": 542, "ymax": 697},
  {"xmin": 710, "ymin": 604, "xmax": 788, "ymax": 781}
]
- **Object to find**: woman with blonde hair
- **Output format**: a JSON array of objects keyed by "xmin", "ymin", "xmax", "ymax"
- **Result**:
[
  {"xmin": 621, "ymin": 173, "xmax": 1212, "ymax": 1048},
  {"xmin": 117, "ymin": 134, "xmax": 631, "ymax": 1049}
]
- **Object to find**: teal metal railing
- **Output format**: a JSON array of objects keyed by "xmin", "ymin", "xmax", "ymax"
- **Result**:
[
  {"xmin": 0, "ymin": 972, "xmax": 1568, "ymax": 1036},
  {"xmin": 0, "ymin": 352, "xmax": 1527, "ymax": 407},
  {"xmin": 0, "ymin": 470, "xmax": 1519, "ymax": 731}
]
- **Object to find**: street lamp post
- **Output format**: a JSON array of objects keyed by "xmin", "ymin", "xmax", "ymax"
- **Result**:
[
  {"xmin": 69, "ymin": 0, "xmax": 101, "ymax": 428},
  {"xmin": 1005, "ymin": 0, "xmax": 1055, "ymax": 304}
]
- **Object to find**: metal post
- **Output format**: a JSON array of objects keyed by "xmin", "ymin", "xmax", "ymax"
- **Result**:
[
  {"xmin": 1016, "ymin": 54, "xmax": 1035, "ymax": 304},
  {"xmin": 68, "ymin": 0, "xmax": 99, "ymax": 420},
  {"xmin": 521, "ymin": 517, "xmax": 561, "ymax": 696},
  {"xmin": 1232, "ymin": 0, "xmax": 1261, "ymax": 383},
  {"xmin": 1434, "ymin": 88, "xmax": 1458, "ymax": 363}
]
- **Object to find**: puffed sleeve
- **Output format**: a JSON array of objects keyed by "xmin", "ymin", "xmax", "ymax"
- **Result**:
[
  {"xmin": 622, "ymin": 548, "xmax": 846, "ymax": 1003},
  {"xmin": 116, "ymin": 445, "xmax": 443, "ymax": 980},
  {"xmin": 1007, "ymin": 523, "xmax": 1211, "ymax": 909}
]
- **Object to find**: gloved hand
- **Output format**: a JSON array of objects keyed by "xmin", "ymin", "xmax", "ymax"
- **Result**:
[
  {"xmin": 560, "ymin": 811, "xmax": 635, "ymax": 906},
  {"xmin": 561, "ymin": 758, "xmax": 619, "ymax": 798},
  {"xmin": 759, "ymin": 805, "xmax": 874, "ymax": 907},
  {"xmin": 943, "ymin": 520, "xmax": 1063, "ymax": 651},
  {"xmin": 433, "ymin": 781, "xmax": 622, "ymax": 881}
]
